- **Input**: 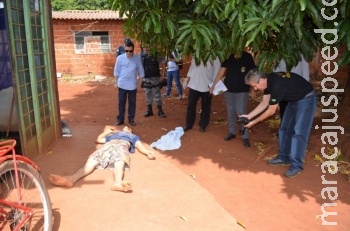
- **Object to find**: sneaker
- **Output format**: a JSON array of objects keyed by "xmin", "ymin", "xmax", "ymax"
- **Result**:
[
  {"xmin": 178, "ymin": 95, "xmax": 184, "ymax": 100},
  {"xmin": 267, "ymin": 157, "xmax": 290, "ymax": 166},
  {"xmin": 284, "ymin": 167, "xmax": 302, "ymax": 178}
]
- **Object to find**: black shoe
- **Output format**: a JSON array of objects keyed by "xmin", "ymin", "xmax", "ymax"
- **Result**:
[
  {"xmin": 144, "ymin": 111, "xmax": 154, "ymax": 117},
  {"xmin": 129, "ymin": 119, "xmax": 136, "ymax": 126},
  {"xmin": 243, "ymin": 138, "xmax": 251, "ymax": 148},
  {"xmin": 267, "ymin": 157, "xmax": 290, "ymax": 166},
  {"xmin": 116, "ymin": 120, "xmax": 124, "ymax": 126},
  {"xmin": 199, "ymin": 127, "xmax": 206, "ymax": 132},
  {"xmin": 183, "ymin": 126, "xmax": 192, "ymax": 132},
  {"xmin": 158, "ymin": 111, "xmax": 166, "ymax": 118},
  {"xmin": 224, "ymin": 133, "xmax": 236, "ymax": 141}
]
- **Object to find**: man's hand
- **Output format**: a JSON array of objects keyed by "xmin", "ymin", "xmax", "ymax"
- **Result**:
[
  {"xmin": 244, "ymin": 121, "xmax": 255, "ymax": 129},
  {"xmin": 209, "ymin": 86, "xmax": 215, "ymax": 94},
  {"xmin": 183, "ymin": 77, "xmax": 189, "ymax": 90}
]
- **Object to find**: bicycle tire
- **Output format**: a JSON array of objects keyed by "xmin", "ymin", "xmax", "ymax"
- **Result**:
[{"xmin": 0, "ymin": 160, "xmax": 52, "ymax": 231}]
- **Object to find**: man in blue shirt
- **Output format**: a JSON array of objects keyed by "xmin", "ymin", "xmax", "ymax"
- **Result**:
[
  {"xmin": 48, "ymin": 126, "xmax": 156, "ymax": 192},
  {"xmin": 114, "ymin": 40, "xmax": 145, "ymax": 126}
]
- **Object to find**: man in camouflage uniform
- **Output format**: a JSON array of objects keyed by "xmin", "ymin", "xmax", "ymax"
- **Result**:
[{"xmin": 140, "ymin": 46, "xmax": 166, "ymax": 118}]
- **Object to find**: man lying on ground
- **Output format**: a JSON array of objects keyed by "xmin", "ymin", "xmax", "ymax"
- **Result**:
[{"xmin": 49, "ymin": 125, "xmax": 156, "ymax": 192}]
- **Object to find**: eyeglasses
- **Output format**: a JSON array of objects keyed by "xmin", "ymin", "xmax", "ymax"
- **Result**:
[{"xmin": 125, "ymin": 50, "xmax": 134, "ymax": 53}]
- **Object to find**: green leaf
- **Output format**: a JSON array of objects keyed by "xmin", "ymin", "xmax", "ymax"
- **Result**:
[
  {"xmin": 245, "ymin": 29, "xmax": 260, "ymax": 47},
  {"xmin": 243, "ymin": 22, "xmax": 260, "ymax": 35},
  {"xmin": 298, "ymin": 0, "xmax": 306, "ymax": 11}
]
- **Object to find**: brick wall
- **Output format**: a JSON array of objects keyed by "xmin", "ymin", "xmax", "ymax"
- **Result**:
[{"xmin": 52, "ymin": 19, "xmax": 141, "ymax": 77}]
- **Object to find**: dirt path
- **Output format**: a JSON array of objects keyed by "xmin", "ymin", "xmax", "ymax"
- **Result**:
[{"xmin": 56, "ymin": 77, "xmax": 350, "ymax": 230}]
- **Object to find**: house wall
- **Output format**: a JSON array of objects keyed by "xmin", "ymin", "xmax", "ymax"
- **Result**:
[
  {"xmin": 52, "ymin": 18, "xmax": 191, "ymax": 78},
  {"xmin": 52, "ymin": 19, "xmax": 142, "ymax": 77}
]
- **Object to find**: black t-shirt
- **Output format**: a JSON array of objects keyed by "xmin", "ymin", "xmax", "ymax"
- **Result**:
[
  {"xmin": 222, "ymin": 52, "xmax": 256, "ymax": 93},
  {"xmin": 264, "ymin": 72, "xmax": 314, "ymax": 105}
]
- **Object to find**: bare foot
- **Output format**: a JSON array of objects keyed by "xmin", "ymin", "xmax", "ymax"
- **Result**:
[
  {"xmin": 121, "ymin": 181, "xmax": 132, "ymax": 186},
  {"xmin": 111, "ymin": 182, "xmax": 132, "ymax": 192},
  {"xmin": 49, "ymin": 174, "xmax": 74, "ymax": 188}
]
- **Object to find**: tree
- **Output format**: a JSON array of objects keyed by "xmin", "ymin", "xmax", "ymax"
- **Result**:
[
  {"xmin": 109, "ymin": 0, "xmax": 349, "ymax": 69},
  {"xmin": 51, "ymin": 0, "xmax": 112, "ymax": 11}
]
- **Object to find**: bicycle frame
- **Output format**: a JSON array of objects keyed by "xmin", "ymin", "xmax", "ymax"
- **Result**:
[
  {"xmin": 0, "ymin": 200, "xmax": 32, "ymax": 231},
  {"xmin": 0, "ymin": 139, "xmax": 41, "ymax": 231}
]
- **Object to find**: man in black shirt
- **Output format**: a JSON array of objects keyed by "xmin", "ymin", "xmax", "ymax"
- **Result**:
[
  {"xmin": 242, "ymin": 69, "xmax": 317, "ymax": 178},
  {"xmin": 210, "ymin": 51, "xmax": 256, "ymax": 147}
]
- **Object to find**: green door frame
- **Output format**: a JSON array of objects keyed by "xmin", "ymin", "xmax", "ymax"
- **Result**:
[{"xmin": 4, "ymin": 0, "xmax": 60, "ymax": 157}]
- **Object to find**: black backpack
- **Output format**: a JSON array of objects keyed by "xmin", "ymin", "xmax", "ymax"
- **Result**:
[{"xmin": 141, "ymin": 53, "xmax": 160, "ymax": 78}]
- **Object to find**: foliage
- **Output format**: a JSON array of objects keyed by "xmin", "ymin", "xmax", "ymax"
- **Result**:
[
  {"xmin": 108, "ymin": 0, "xmax": 350, "ymax": 70},
  {"xmin": 51, "ymin": 0, "xmax": 112, "ymax": 11}
]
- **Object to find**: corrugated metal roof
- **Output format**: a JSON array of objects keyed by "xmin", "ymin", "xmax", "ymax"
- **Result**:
[{"xmin": 52, "ymin": 10, "xmax": 126, "ymax": 20}]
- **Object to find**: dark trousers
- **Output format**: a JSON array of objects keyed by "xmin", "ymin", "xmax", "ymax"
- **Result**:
[
  {"xmin": 279, "ymin": 101, "xmax": 288, "ymax": 121},
  {"xmin": 117, "ymin": 88, "xmax": 137, "ymax": 121},
  {"xmin": 185, "ymin": 88, "xmax": 212, "ymax": 129}
]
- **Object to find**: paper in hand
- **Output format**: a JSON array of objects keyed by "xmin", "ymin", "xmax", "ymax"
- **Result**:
[{"xmin": 209, "ymin": 80, "xmax": 227, "ymax": 95}]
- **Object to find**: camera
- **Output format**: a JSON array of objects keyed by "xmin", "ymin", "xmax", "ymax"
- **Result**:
[{"xmin": 238, "ymin": 117, "xmax": 250, "ymax": 135}]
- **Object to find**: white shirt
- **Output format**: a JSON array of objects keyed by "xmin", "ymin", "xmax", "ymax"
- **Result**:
[
  {"xmin": 187, "ymin": 57, "xmax": 221, "ymax": 92},
  {"xmin": 274, "ymin": 55, "xmax": 309, "ymax": 81}
]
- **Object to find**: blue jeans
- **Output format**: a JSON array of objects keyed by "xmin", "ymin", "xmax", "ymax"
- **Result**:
[
  {"xmin": 278, "ymin": 91, "xmax": 317, "ymax": 170},
  {"xmin": 224, "ymin": 91, "xmax": 249, "ymax": 139},
  {"xmin": 166, "ymin": 70, "xmax": 182, "ymax": 96},
  {"xmin": 117, "ymin": 88, "xmax": 137, "ymax": 121}
]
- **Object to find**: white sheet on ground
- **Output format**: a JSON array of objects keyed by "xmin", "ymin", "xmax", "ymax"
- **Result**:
[{"xmin": 150, "ymin": 127, "xmax": 184, "ymax": 151}]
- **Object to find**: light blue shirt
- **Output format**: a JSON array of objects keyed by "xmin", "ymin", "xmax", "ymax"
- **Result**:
[
  {"xmin": 114, "ymin": 53, "xmax": 145, "ymax": 90},
  {"xmin": 167, "ymin": 60, "xmax": 178, "ymax": 72}
]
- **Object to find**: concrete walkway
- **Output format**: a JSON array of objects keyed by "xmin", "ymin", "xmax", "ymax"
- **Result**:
[{"xmin": 34, "ymin": 125, "xmax": 245, "ymax": 231}]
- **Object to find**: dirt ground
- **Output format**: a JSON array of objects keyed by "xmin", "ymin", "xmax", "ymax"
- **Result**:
[{"xmin": 54, "ymin": 76, "xmax": 350, "ymax": 230}]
